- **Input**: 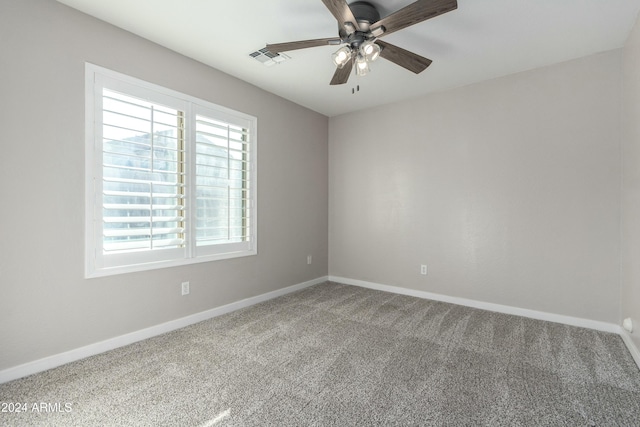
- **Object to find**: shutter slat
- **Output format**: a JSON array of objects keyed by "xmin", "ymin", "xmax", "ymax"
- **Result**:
[
  {"xmin": 104, "ymin": 227, "xmax": 185, "ymax": 237},
  {"xmin": 196, "ymin": 226, "xmax": 250, "ymax": 232},
  {"xmin": 103, "ymin": 176, "xmax": 185, "ymax": 187},
  {"xmin": 103, "ymin": 216, "xmax": 184, "ymax": 224},
  {"xmin": 104, "ymin": 203, "xmax": 185, "ymax": 211},
  {"xmin": 103, "ymin": 190, "xmax": 185, "ymax": 199}
]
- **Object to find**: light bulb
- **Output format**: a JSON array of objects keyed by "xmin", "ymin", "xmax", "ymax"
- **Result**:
[
  {"xmin": 355, "ymin": 55, "xmax": 369, "ymax": 76},
  {"xmin": 332, "ymin": 46, "xmax": 352, "ymax": 68},
  {"xmin": 361, "ymin": 41, "xmax": 381, "ymax": 62}
]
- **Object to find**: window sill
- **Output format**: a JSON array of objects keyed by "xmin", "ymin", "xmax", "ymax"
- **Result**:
[{"xmin": 85, "ymin": 249, "xmax": 257, "ymax": 279}]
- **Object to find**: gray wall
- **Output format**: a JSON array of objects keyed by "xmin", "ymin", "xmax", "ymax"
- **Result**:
[
  {"xmin": 622, "ymin": 14, "xmax": 640, "ymax": 350},
  {"xmin": 0, "ymin": 0, "xmax": 328, "ymax": 371},
  {"xmin": 329, "ymin": 50, "xmax": 622, "ymax": 323}
]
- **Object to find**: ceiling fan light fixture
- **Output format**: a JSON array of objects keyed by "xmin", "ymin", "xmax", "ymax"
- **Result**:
[
  {"xmin": 361, "ymin": 41, "xmax": 381, "ymax": 62},
  {"xmin": 355, "ymin": 55, "xmax": 370, "ymax": 76},
  {"xmin": 332, "ymin": 46, "xmax": 352, "ymax": 68},
  {"xmin": 369, "ymin": 47, "xmax": 381, "ymax": 62}
]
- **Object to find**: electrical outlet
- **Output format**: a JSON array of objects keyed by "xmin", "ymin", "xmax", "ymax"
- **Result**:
[
  {"xmin": 307, "ymin": 255, "xmax": 312, "ymax": 265},
  {"xmin": 181, "ymin": 281, "xmax": 190, "ymax": 296},
  {"xmin": 420, "ymin": 265, "xmax": 427, "ymax": 275}
]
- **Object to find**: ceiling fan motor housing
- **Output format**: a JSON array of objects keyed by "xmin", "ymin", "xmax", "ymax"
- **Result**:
[
  {"xmin": 339, "ymin": 1, "xmax": 380, "ymax": 40},
  {"xmin": 350, "ymin": 1, "xmax": 380, "ymax": 29}
]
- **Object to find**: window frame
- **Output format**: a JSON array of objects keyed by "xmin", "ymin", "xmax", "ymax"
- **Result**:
[{"xmin": 85, "ymin": 63, "xmax": 257, "ymax": 278}]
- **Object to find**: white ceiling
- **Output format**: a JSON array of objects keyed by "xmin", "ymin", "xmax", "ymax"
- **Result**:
[{"xmin": 57, "ymin": 0, "xmax": 640, "ymax": 117}]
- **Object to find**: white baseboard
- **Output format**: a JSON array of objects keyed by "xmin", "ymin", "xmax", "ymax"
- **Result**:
[
  {"xmin": 0, "ymin": 276, "xmax": 328, "ymax": 384},
  {"xmin": 618, "ymin": 328, "xmax": 640, "ymax": 369},
  {"xmin": 329, "ymin": 276, "xmax": 620, "ymax": 334},
  {"xmin": 332, "ymin": 276, "xmax": 640, "ymax": 370},
  {"xmin": 330, "ymin": 276, "xmax": 640, "ymax": 369}
]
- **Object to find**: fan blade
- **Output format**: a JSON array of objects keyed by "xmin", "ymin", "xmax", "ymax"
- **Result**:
[
  {"xmin": 322, "ymin": 0, "xmax": 359, "ymax": 34},
  {"xmin": 373, "ymin": 0, "xmax": 457, "ymax": 37},
  {"xmin": 330, "ymin": 58, "xmax": 353, "ymax": 85},
  {"xmin": 266, "ymin": 38, "xmax": 342, "ymax": 53},
  {"xmin": 377, "ymin": 40, "xmax": 432, "ymax": 74}
]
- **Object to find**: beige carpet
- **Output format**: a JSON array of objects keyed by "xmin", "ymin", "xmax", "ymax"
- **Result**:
[{"xmin": 1, "ymin": 281, "xmax": 639, "ymax": 426}]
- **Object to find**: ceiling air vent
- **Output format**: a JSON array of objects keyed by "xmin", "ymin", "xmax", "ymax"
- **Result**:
[{"xmin": 249, "ymin": 48, "xmax": 290, "ymax": 67}]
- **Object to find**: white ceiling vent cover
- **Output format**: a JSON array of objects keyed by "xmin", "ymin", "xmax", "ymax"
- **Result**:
[{"xmin": 249, "ymin": 48, "xmax": 290, "ymax": 67}]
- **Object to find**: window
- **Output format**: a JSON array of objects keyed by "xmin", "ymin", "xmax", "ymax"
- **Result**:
[{"xmin": 85, "ymin": 64, "xmax": 257, "ymax": 277}]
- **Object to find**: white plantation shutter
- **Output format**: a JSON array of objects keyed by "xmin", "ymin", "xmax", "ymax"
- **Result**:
[
  {"xmin": 194, "ymin": 110, "xmax": 253, "ymax": 256},
  {"xmin": 101, "ymin": 89, "xmax": 186, "ymax": 253},
  {"xmin": 86, "ymin": 64, "xmax": 257, "ymax": 277}
]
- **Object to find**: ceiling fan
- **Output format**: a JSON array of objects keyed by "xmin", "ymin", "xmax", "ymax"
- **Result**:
[{"xmin": 266, "ymin": 0, "xmax": 458, "ymax": 85}]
